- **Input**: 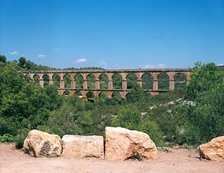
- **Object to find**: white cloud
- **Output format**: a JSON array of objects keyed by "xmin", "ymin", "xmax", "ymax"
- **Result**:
[
  {"xmin": 143, "ymin": 64, "xmax": 155, "ymax": 68},
  {"xmin": 9, "ymin": 51, "xmax": 18, "ymax": 55},
  {"xmin": 143, "ymin": 64, "xmax": 166, "ymax": 68},
  {"xmin": 75, "ymin": 58, "xmax": 87, "ymax": 64},
  {"xmin": 158, "ymin": 64, "xmax": 165, "ymax": 68},
  {"xmin": 99, "ymin": 60, "xmax": 107, "ymax": 66},
  {"xmin": 37, "ymin": 54, "xmax": 46, "ymax": 58}
]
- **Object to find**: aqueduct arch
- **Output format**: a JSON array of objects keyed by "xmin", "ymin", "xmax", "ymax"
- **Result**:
[{"xmin": 23, "ymin": 68, "xmax": 191, "ymax": 98}]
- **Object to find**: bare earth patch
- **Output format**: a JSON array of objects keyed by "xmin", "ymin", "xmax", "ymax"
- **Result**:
[{"xmin": 0, "ymin": 143, "xmax": 223, "ymax": 173}]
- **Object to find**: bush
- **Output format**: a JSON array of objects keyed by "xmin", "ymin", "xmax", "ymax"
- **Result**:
[
  {"xmin": 175, "ymin": 122, "xmax": 201, "ymax": 146},
  {"xmin": 15, "ymin": 128, "xmax": 29, "ymax": 149},
  {"xmin": 0, "ymin": 134, "xmax": 15, "ymax": 143},
  {"xmin": 179, "ymin": 63, "xmax": 224, "ymax": 145},
  {"xmin": 113, "ymin": 106, "xmax": 164, "ymax": 146},
  {"xmin": 186, "ymin": 62, "xmax": 223, "ymax": 100},
  {"xmin": 141, "ymin": 120, "xmax": 164, "ymax": 146},
  {"xmin": 46, "ymin": 105, "xmax": 80, "ymax": 137},
  {"xmin": 126, "ymin": 85, "xmax": 145, "ymax": 103},
  {"xmin": 113, "ymin": 106, "xmax": 142, "ymax": 130}
]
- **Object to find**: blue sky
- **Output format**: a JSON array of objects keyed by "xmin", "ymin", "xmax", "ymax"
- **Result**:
[{"xmin": 0, "ymin": 0, "xmax": 224, "ymax": 69}]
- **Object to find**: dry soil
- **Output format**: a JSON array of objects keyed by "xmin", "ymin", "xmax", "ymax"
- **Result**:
[{"xmin": 0, "ymin": 143, "xmax": 223, "ymax": 173}]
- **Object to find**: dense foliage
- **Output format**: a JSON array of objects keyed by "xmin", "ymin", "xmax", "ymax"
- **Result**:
[
  {"xmin": 0, "ymin": 55, "xmax": 223, "ymax": 148},
  {"xmin": 181, "ymin": 63, "xmax": 224, "ymax": 144}
]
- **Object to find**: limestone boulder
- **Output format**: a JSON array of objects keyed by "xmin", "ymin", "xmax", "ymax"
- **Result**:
[
  {"xmin": 199, "ymin": 136, "xmax": 224, "ymax": 161},
  {"xmin": 105, "ymin": 127, "xmax": 158, "ymax": 160},
  {"xmin": 23, "ymin": 130, "xmax": 62, "ymax": 157},
  {"xmin": 62, "ymin": 135, "xmax": 104, "ymax": 159}
]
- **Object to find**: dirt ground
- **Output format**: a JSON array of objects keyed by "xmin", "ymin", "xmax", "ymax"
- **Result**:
[{"xmin": 0, "ymin": 143, "xmax": 223, "ymax": 173}]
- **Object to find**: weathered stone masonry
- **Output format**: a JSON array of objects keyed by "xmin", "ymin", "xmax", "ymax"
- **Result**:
[{"xmin": 23, "ymin": 68, "xmax": 191, "ymax": 98}]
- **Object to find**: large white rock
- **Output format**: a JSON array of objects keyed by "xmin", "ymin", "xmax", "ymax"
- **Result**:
[
  {"xmin": 199, "ymin": 136, "xmax": 224, "ymax": 161},
  {"xmin": 105, "ymin": 127, "xmax": 158, "ymax": 160},
  {"xmin": 62, "ymin": 135, "xmax": 104, "ymax": 159},
  {"xmin": 23, "ymin": 130, "xmax": 62, "ymax": 157}
]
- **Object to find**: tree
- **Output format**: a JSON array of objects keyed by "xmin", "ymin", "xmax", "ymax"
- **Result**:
[
  {"xmin": 18, "ymin": 57, "xmax": 27, "ymax": 68},
  {"xmin": 181, "ymin": 62, "xmax": 224, "ymax": 145},
  {"xmin": 0, "ymin": 62, "xmax": 59, "ymax": 136},
  {"xmin": 189, "ymin": 84, "xmax": 224, "ymax": 142},
  {"xmin": 0, "ymin": 55, "xmax": 6, "ymax": 63},
  {"xmin": 186, "ymin": 62, "xmax": 223, "ymax": 100},
  {"xmin": 126, "ymin": 85, "xmax": 145, "ymax": 103}
]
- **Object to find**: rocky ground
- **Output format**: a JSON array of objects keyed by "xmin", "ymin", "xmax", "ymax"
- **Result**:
[{"xmin": 0, "ymin": 143, "xmax": 223, "ymax": 173}]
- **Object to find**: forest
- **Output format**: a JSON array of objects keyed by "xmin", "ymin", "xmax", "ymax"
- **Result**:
[{"xmin": 0, "ymin": 54, "xmax": 224, "ymax": 148}]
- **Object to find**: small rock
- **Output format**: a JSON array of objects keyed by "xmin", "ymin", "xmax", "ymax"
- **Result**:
[
  {"xmin": 182, "ymin": 100, "xmax": 196, "ymax": 106},
  {"xmin": 168, "ymin": 101, "xmax": 175, "ymax": 105},
  {"xmin": 167, "ymin": 110, "xmax": 172, "ymax": 114},
  {"xmin": 176, "ymin": 98, "xmax": 183, "ymax": 102}
]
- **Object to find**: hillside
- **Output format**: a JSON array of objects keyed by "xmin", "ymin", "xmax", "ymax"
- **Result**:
[{"xmin": 0, "ymin": 55, "xmax": 224, "ymax": 149}]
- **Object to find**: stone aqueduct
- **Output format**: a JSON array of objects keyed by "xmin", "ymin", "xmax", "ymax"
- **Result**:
[{"xmin": 23, "ymin": 68, "xmax": 191, "ymax": 99}]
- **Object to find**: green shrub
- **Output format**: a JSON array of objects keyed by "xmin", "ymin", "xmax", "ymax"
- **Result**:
[
  {"xmin": 141, "ymin": 120, "xmax": 164, "ymax": 146},
  {"xmin": 15, "ymin": 128, "xmax": 29, "ymax": 149},
  {"xmin": 186, "ymin": 62, "xmax": 223, "ymax": 100},
  {"xmin": 0, "ymin": 134, "xmax": 15, "ymax": 143},
  {"xmin": 113, "ymin": 105, "xmax": 164, "ymax": 146},
  {"xmin": 113, "ymin": 106, "xmax": 142, "ymax": 130},
  {"xmin": 176, "ymin": 122, "xmax": 201, "ymax": 145}
]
